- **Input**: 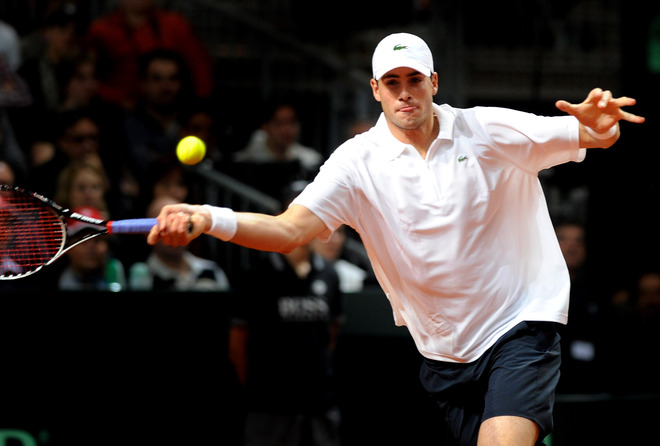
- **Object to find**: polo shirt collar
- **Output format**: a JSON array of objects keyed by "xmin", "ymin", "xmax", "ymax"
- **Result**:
[{"xmin": 374, "ymin": 103, "xmax": 456, "ymax": 160}]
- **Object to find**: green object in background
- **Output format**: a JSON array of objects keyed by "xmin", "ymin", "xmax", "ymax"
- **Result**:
[{"xmin": 648, "ymin": 15, "xmax": 660, "ymax": 73}]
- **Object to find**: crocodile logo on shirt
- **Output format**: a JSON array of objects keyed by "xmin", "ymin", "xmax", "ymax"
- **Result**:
[{"xmin": 458, "ymin": 155, "xmax": 469, "ymax": 162}]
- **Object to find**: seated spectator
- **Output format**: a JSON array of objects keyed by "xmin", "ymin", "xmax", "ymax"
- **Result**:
[
  {"xmin": 58, "ymin": 206, "xmax": 126, "ymax": 291},
  {"xmin": 554, "ymin": 220, "xmax": 604, "ymax": 393},
  {"xmin": 27, "ymin": 107, "xmax": 105, "ymax": 197},
  {"xmin": 10, "ymin": 2, "xmax": 83, "ymax": 152},
  {"xmin": 231, "ymin": 100, "xmax": 323, "ymax": 198},
  {"xmin": 233, "ymin": 100, "xmax": 323, "ymax": 171},
  {"xmin": 0, "ymin": 21, "xmax": 32, "ymax": 178},
  {"xmin": 145, "ymin": 194, "xmax": 230, "ymax": 292},
  {"xmin": 56, "ymin": 52, "xmax": 129, "ymax": 174},
  {"xmin": 54, "ymin": 161, "xmax": 109, "ymax": 216},
  {"xmin": 58, "ymin": 52, "xmax": 99, "ymax": 111},
  {"xmin": 85, "ymin": 0, "xmax": 213, "ymax": 109},
  {"xmin": 146, "ymin": 155, "xmax": 191, "ymax": 203},
  {"xmin": 229, "ymin": 191, "xmax": 343, "ymax": 446},
  {"xmin": 179, "ymin": 99, "xmax": 224, "ymax": 170},
  {"xmin": 123, "ymin": 49, "xmax": 192, "ymax": 175}
]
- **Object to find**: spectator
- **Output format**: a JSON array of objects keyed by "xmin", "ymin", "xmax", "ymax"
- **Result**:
[
  {"xmin": 147, "ymin": 155, "xmax": 191, "ymax": 204},
  {"xmin": 54, "ymin": 161, "xmax": 109, "ymax": 216},
  {"xmin": 27, "ymin": 107, "xmax": 105, "ymax": 197},
  {"xmin": 554, "ymin": 220, "xmax": 604, "ymax": 393},
  {"xmin": 145, "ymin": 194, "xmax": 230, "ymax": 292},
  {"xmin": 58, "ymin": 52, "xmax": 99, "ymax": 111},
  {"xmin": 0, "ymin": 20, "xmax": 32, "ymax": 178},
  {"xmin": 179, "ymin": 99, "xmax": 224, "ymax": 170},
  {"xmin": 58, "ymin": 206, "xmax": 126, "ymax": 291},
  {"xmin": 10, "ymin": 2, "xmax": 83, "ymax": 152},
  {"xmin": 229, "ymin": 224, "xmax": 343, "ymax": 446},
  {"xmin": 85, "ymin": 0, "xmax": 213, "ymax": 109},
  {"xmin": 232, "ymin": 100, "xmax": 323, "ymax": 198},
  {"xmin": 234, "ymin": 100, "xmax": 323, "ymax": 173},
  {"xmin": 123, "ymin": 49, "xmax": 190, "ymax": 175}
]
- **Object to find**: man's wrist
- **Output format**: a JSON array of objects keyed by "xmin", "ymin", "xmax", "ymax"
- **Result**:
[
  {"xmin": 202, "ymin": 205, "xmax": 237, "ymax": 241},
  {"xmin": 584, "ymin": 124, "xmax": 617, "ymax": 140}
]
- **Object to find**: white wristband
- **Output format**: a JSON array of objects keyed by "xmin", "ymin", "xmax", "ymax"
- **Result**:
[
  {"xmin": 202, "ymin": 205, "xmax": 237, "ymax": 241},
  {"xmin": 584, "ymin": 124, "xmax": 617, "ymax": 140}
]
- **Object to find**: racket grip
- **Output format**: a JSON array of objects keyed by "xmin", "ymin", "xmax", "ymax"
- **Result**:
[{"xmin": 108, "ymin": 218, "xmax": 158, "ymax": 234}]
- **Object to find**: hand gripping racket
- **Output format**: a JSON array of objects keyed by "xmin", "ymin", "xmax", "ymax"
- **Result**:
[{"xmin": 0, "ymin": 185, "xmax": 157, "ymax": 280}]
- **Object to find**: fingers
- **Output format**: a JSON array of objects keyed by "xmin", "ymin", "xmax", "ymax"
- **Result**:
[
  {"xmin": 609, "ymin": 96, "xmax": 646, "ymax": 123},
  {"xmin": 557, "ymin": 89, "xmax": 645, "ymax": 125},
  {"xmin": 597, "ymin": 89, "xmax": 612, "ymax": 108},
  {"xmin": 554, "ymin": 99, "xmax": 573, "ymax": 114},
  {"xmin": 148, "ymin": 205, "xmax": 196, "ymax": 246},
  {"xmin": 620, "ymin": 109, "xmax": 646, "ymax": 124},
  {"xmin": 147, "ymin": 226, "xmax": 160, "ymax": 245}
]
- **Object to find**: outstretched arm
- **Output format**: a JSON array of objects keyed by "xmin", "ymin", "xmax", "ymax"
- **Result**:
[
  {"xmin": 555, "ymin": 88, "xmax": 645, "ymax": 148},
  {"xmin": 147, "ymin": 203, "xmax": 328, "ymax": 253}
]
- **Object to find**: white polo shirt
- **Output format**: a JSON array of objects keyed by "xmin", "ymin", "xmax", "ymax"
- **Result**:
[{"xmin": 292, "ymin": 103, "xmax": 583, "ymax": 363}]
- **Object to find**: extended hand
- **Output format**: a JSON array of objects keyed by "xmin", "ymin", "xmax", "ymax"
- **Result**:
[{"xmin": 555, "ymin": 88, "xmax": 645, "ymax": 132}]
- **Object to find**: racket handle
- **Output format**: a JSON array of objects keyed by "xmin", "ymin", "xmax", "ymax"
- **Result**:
[{"xmin": 108, "ymin": 218, "xmax": 158, "ymax": 234}]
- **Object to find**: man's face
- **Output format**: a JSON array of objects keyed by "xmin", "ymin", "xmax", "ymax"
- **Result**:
[
  {"xmin": 370, "ymin": 67, "xmax": 438, "ymax": 133},
  {"xmin": 263, "ymin": 105, "xmax": 299, "ymax": 151},
  {"xmin": 66, "ymin": 238, "xmax": 108, "ymax": 273},
  {"xmin": 58, "ymin": 118, "xmax": 100, "ymax": 161},
  {"xmin": 142, "ymin": 59, "xmax": 181, "ymax": 108},
  {"xmin": 556, "ymin": 224, "xmax": 586, "ymax": 271}
]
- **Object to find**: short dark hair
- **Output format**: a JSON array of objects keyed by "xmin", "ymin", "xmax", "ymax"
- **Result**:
[{"xmin": 137, "ymin": 49, "xmax": 186, "ymax": 79}]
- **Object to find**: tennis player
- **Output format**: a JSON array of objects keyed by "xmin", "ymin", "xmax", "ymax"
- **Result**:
[{"xmin": 148, "ymin": 33, "xmax": 645, "ymax": 446}]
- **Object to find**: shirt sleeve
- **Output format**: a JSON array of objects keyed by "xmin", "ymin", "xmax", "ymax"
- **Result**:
[
  {"xmin": 473, "ymin": 107, "xmax": 582, "ymax": 173},
  {"xmin": 290, "ymin": 146, "xmax": 356, "ymax": 242}
]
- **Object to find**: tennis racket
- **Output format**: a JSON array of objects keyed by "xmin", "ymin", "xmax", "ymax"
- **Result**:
[{"xmin": 0, "ymin": 185, "xmax": 157, "ymax": 280}]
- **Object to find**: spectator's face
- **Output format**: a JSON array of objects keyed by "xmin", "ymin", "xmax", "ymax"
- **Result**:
[
  {"xmin": 556, "ymin": 224, "xmax": 586, "ymax": 272},
  {"xmin": 142, "ymin": 59, "xmax": 181, "ymax": 109},
  {"xmin": 69, "ymin": 168, "xmax": 106, "ymax": 210},
  {"xmin": 0, "ymin": 162, "xmax": 15, "ymax": 186},
  {"xmin": 65, "ymin": 60, "xmax": 98, "ymax": 107},
  {"xmin": 66, "ymin": 237, "xmax": 108, "ymax": 274},
  {"xmin": 58, "ymin": 118, "xmax": 100, "ymax": 161},
  {"xmin": 638, "ymin": 273, "xmax": 660, "ymax": 314},
  {"xmin": 263, "ymin": 105, "xmax": 299, "ymax": 150},
  {"xmin": 42, "ymin": 22, "xmax": 78, "ymax": 60},
  {"xmin": 152, "ymin": 168, "xmax": 188, "ymax": 202},
  {"xmin": 182, "ymin": 112, "xmax": 215, "ymax": 148}
]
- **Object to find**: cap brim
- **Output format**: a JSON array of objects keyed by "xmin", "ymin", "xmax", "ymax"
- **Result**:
[{"xmin": 373, "ymin": 60, "xmax": 432, "ymax": 80}]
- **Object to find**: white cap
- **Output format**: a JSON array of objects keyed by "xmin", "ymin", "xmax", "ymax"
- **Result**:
[{"xmin": 372, "ymin": 33, "xmax": 434, "ymax": 80}]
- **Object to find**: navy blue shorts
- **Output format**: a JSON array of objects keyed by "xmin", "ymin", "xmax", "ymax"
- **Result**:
[{"xmin": 419, "ymin": 321, "xmax": 561, "ymax": 446}]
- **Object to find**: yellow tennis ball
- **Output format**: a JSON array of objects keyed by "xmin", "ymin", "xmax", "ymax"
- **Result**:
[{"xmin": 176, "ymin": 136, "xmax": 206, "ymax": 165}]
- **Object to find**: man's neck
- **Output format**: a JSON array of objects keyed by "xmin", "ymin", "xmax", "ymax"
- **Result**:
[{"xmin": 389, "ymin": 114, "xmax": 439, "ymax": 159}]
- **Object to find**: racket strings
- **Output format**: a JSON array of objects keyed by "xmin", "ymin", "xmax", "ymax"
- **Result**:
[{"xmin": 0, "ymin": 191, "xmax": 65, "ymax": 277}]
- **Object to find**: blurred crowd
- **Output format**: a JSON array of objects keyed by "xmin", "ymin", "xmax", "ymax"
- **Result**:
[
  {"xmin": 1, "ymin": 0, "xmax": 659, "ymax": 413},
  {"xmin": 0, "ymin": 0, "xmax": 377, "ymax": 295}
]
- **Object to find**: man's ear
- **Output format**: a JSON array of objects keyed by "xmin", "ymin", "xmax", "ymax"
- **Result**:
[
  {"xmin": 370, "ymin": 78, "xmax": 381, "ymax": 102},
  {"xmin": 431, "ymin": 72, "xmax": 438, "ymax": 95}
]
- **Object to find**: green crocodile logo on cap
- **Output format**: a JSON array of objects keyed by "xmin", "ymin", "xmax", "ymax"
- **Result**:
[{"xmin": 393, "ymin": 44, "xmax": 408, "ymax": 51}]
